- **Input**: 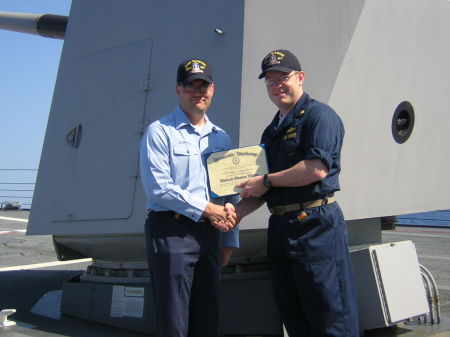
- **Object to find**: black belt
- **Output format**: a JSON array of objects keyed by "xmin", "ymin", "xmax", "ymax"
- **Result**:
[
  {"xmin": 269, "ymin": 196, "xmax": 336, "ymax": 216},
  {"xmin": 149, "ymin": 210, "xmax": 210, "ymax": 224}
]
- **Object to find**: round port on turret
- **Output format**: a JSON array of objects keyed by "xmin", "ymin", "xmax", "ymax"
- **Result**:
[{"xmin": 392, "ymin": 101, "xmax": 414, "ymax": 144}]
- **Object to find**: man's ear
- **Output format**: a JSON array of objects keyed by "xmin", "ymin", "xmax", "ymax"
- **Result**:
[{"xmin": 298, "ymin": 71, "xmax": 305, "ymax": 86}]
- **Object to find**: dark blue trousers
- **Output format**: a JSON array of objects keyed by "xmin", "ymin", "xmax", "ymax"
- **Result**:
[
  {"xmin": 145, "ymin": 212, "xmax": 220, "ymax": 337},
  {"xmin": 267, "ymin": 202, "xmax": 359, "ymax": 337}
]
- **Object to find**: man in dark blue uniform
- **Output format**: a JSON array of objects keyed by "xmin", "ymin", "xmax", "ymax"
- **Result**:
[{"xmin": 235, "ymin": 49, "xmax": 359, "ymax": 337}]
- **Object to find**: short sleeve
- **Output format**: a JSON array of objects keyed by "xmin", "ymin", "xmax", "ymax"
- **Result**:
[{"xmin": 301, "ymin": 105, "xmax": 344, "ymax": 170}]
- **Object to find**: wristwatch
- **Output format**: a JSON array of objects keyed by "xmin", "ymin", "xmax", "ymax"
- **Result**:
[{"xmin": 263, "ymin": 174, "xmax": 272, "ymax": 189}]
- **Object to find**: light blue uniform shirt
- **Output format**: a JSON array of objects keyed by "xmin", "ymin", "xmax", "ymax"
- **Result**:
[{"xmin": 139, "ymin": 106, "xmax": 239, "ymax": 247}]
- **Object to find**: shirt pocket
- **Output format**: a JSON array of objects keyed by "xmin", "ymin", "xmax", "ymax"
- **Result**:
[
  {"xmin": 173, "ymin": 144, "xmax": 199, "ymax": 156},
  {"xmin": 172, "ymin": 144, "xmax": 200, "ymax": 175},
  {"xmin": 281, "ymin": 139, "xmax": 300, "ymax": 155}
]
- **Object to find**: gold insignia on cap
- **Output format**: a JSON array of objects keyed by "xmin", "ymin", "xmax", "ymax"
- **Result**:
[
  {"xmin": 185, "ymin": 59, "xmax": 206, "ymax": 73},
  {"xmin": 268, "ymin": 51, "xmax": 285, "ymax": 65}
]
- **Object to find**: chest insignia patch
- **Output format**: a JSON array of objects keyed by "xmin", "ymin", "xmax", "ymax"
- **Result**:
[
  {"xmin": 283, "ymin": 132, "xmax": 297, "ymax": 140},
  {"xmin": 299, "ymin": 109, "xmax": 305, "ymax": 115}
]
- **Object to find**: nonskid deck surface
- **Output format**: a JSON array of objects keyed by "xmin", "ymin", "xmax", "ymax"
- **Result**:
[{"xmin": 1, "ymin": 210, "xmax": 449, "ymax": 337}]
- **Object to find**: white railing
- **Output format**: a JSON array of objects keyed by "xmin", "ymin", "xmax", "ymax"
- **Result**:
[{"xmin": 0, "ymin": 169, "xmax": 37, "ymax": 210}]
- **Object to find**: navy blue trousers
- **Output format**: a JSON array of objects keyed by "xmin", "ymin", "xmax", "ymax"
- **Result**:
[
  {"xmin": 145, "ymin": 212, "xmax": 220, "ymax": 337},
  {"xmin": 267, "ymin": 202, "xmax": 359, "ymax": 337}
]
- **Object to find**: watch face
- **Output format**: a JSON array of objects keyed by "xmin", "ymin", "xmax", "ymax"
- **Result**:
[{"xmin": 264, "ymin": 174, "xmax": 272, "ymax": 188}]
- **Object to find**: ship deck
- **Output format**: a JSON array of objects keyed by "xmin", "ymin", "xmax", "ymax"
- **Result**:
[{"xmin": 1, "ymin": 210, "xmax": 449, "ymax": 337}]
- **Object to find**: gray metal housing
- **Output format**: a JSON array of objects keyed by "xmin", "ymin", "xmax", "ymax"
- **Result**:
[{"xmin": 27, "ymin": 0, "xmax": 450, "ymax": 262}]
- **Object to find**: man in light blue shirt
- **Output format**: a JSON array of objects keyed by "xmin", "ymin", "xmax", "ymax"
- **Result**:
[{"xmin": 139, "ymin": 58, "xmax": 238, "ymax": 337}]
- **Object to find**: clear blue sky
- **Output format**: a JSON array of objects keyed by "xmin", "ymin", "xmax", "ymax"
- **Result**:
[{"xmin": 0, "ymin": 0, "xmax": 71, "ymax": 208}]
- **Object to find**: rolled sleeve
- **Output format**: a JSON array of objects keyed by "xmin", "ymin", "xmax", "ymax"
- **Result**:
[
  {"xmin": 303, "ymin": 147, "xmax": 334, "ymax": 170},
  {"xmin": 301, "ymin": 106, "xmax": 343, "ymax": 171}
]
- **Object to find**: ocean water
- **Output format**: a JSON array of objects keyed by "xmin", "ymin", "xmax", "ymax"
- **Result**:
[{"xmin": 396, "ymin": 210, "xmax": 450, "ymax": 227}]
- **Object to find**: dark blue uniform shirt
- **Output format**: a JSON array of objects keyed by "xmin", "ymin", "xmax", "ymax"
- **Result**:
[{"xmin": 261, "ymin": 93, "xmax": 344, "ymax": 208}]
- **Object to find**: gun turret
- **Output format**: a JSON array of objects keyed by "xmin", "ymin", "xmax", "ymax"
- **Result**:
[{"xmin": 0, "ymin": 11, "xmax": 67, "ymax": 39}]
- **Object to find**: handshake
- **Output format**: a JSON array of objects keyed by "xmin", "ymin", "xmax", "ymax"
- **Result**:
[{"xmin": 203, "ymin": 202, "xmax": 239, "ymax": 232}]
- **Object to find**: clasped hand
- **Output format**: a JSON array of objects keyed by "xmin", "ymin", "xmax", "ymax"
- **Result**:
[{"xmin": 204, "ymin": 202, "xmax": 238, "ymax": 232}]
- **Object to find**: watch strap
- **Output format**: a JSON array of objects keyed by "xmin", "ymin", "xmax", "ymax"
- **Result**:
[{"xmin": 263, "ymin": 174, "xmax": 272, "ymax": 189}]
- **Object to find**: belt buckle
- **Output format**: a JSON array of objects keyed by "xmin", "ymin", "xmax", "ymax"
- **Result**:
[
  {"xmin": 272, "ymin": 206, "xmax": 285, "ymax": 216},
  {"xmin": 321, "ymin": 197, "xmax": 329, "ymax": 206}
]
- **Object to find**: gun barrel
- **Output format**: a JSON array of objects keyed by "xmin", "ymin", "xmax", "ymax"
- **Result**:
[{"xmin": 0, "ymin": 11, "xmax": 67, "ymax": 39}]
